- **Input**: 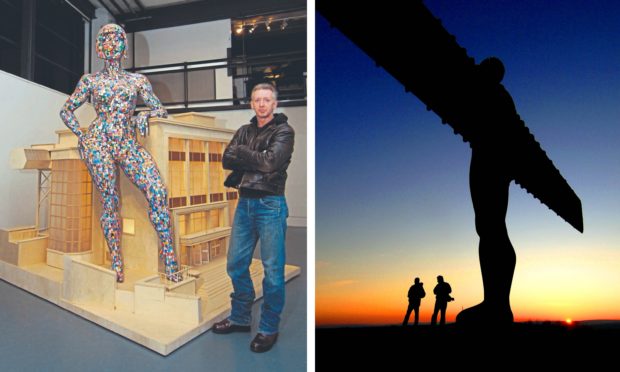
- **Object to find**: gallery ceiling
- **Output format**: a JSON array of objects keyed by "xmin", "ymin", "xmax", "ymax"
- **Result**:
[{"xmin": 85, "ymin": 0, "xmax": 306, "ymax": 32}]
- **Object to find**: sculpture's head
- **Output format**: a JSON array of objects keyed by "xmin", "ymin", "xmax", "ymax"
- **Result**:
[
  {"xmin": 478, "ymin": 57, "xmax": 505, "ymax": 84},
  {"xmin": 96, "ymin": 23, "xmax": 127, "ymax": 60},
  {"xmin": 437, "ymin": 275, "xmax": 444, "ymax": 283},
  {"xmin": 414, "ymin": 277, "xmax": 420, "ymax": 284}
]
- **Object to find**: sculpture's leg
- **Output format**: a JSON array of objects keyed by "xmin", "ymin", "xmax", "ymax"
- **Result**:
[
  {"xmin": 118, "ymin": 142, "xmax": 180, "ymax": 281},
  {"xmin": 80, "ymin": 138, "xmax": 124, "ymax": 282},
  {"xmin": 457, "ymin": 149, "xmax": 515, "ymax": 325}
]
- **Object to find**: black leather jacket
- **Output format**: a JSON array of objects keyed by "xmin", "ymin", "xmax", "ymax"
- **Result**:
[{"xmin": 223, "ymin": 113, "xmax": 294, "ymax": 195}]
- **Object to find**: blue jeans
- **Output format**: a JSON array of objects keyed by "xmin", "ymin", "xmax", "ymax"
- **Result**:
[{"xmin": 227, "ymin": 196, "xmax": 288, "ymax": 335}]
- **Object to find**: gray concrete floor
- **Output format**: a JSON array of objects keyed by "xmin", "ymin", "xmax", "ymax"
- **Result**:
[{"xmin": 0, "ymin": 227, "xmax": 307, "ymax": 372}]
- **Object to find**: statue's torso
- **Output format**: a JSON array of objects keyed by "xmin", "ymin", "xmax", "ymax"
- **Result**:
[{"xmin": 86, "ymin": 70, "xmax": 141, "ymax": 143}]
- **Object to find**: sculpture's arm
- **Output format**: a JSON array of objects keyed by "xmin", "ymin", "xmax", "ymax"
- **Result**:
[
  {"xmin": 133, "ymin": 74, "xmax": 168, "ymax": 136},
  {"xmin": 59, "ymin": 74, "xmax": 91, "ymax": 138}
]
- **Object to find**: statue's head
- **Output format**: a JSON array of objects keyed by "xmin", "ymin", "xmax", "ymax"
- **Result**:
[
  {"xmin": 478, "ymin": 57, "xmax": 505, "ymax": 84},
  {"xmin": 96, "ymin": 23, "xmax": 127, "ymax": 60},
  {"xmin": 414, "ymin": 277, "xmax": 420, "ymax": 284}
]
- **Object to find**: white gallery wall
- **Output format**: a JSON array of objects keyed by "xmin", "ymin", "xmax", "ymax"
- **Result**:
[
  {"xmin": 126, "ymin": 20, "xmax": 231, "ymax": 67},
  {"xmin": 0, "ymin": 70, "xmax": 95, "ymax": 229},
  {"xmin": 126, "ymin": 20, "xmax": 234, "ymax": 102},
  {"xmin": 129, "ymin": 20, "xmax": 233, "ymax": 102}
]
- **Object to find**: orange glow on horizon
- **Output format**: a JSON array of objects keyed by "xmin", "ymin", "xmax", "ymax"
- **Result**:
[
  {"xmin": 316, "ymin": 293, "xmax": 620, "ymax": 326},
  {"xmin": 316, "ymin": 246, "xmax": 620, "ymax": 327}
]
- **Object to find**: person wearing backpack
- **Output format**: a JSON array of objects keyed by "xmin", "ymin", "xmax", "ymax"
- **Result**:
[
  {"xmin": 403, "ymin": 277, "xmax": 426, "ymax": 326},
  {"xmin": 431, "ymin": 275, "xmax": 453, "ymax": 325}
]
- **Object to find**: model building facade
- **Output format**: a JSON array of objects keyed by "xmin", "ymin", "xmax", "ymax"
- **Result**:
[{"xmin": 4, "ymin": 112, "xmax": 237, "ymax": 279}]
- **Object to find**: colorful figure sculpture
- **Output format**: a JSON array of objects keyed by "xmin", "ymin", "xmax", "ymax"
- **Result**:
[{"xmin": 60, "ymin": 24, "xmax": 179, "ymax": 282}]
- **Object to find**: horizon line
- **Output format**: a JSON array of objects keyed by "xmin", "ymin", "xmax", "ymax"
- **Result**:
[{"xmin": 316, "ymin": 319, "xmax": 620, "ymax": 329}]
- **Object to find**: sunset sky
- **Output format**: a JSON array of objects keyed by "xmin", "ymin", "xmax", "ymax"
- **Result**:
[{"xmin": 316, "ymin": 0, "xmax": 620, "ymax": 325}]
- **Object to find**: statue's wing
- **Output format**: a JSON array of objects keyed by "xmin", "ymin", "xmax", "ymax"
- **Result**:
[{"xmin": 318, "ymin": 1, "xmax": 583, "ymax": 232}]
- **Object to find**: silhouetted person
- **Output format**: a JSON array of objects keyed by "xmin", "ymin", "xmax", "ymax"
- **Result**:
[
  {"xmin": 402, "ymin": 277, "xmax": 425, "ymax": 326},
  {"xmin": 431, "ymin": 275, "xmax": 452, "ymax": 325}
]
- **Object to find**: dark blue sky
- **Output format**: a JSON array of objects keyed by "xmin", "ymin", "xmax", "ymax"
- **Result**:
[{"xmin": 316, "ymin": 1, "xmax": 620, "ymax": 323}]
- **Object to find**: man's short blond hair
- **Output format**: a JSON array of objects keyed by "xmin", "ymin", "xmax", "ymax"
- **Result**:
[{"xmin": 251, "ymin": 83, "xmax": 278, "ymax": 100}]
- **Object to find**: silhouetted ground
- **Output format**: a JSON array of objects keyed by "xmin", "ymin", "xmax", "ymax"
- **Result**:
[{"xmin": 317, "ymin": 322, "xmax": 619, "ymax": 368}]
